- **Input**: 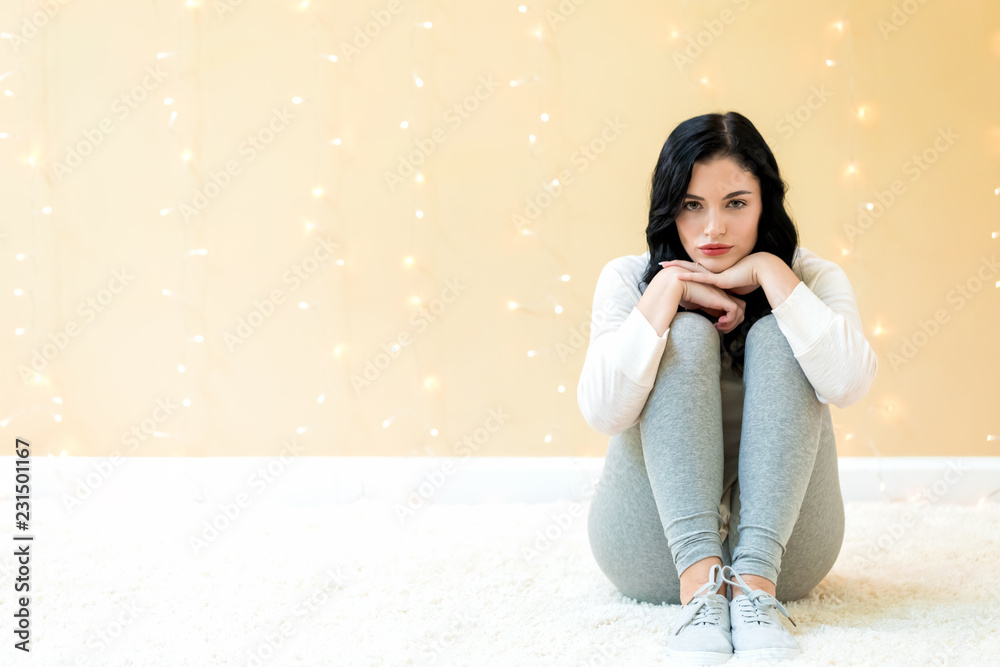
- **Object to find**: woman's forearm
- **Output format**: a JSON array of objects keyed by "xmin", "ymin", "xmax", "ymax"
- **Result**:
[
  {"xmin": 636, "ymin": 271, "xmax": 683, "ymax": 337},
  {"xmin": 756, "ymin": 254, "xmax": 802, "ymax": 310}
]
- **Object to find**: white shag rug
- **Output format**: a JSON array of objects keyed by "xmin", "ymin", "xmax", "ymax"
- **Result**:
[{"xmin": 5, "ymin": 496, "xmax": 1000, "ymax": 666}]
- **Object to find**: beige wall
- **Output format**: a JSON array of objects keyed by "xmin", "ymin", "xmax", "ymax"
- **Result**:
[{"xmin": 1, "ymin": 0, "xmax": 997, "ymax": 457}]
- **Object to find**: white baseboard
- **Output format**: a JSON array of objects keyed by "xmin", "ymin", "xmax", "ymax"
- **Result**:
[{"xmin": 2, "ymin": 456, "xmax": 998, "ymax": 510}]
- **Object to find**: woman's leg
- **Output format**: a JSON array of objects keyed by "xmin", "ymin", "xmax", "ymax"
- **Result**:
[
  {"xmin": 587, "ymin": 312, "xmax": 729, "ymax": 605},
  {"xmin": 727, "ymin": 314, "xmax": 846, "ymax": 601}
]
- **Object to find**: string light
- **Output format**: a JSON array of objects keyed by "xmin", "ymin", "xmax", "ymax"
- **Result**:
[{"xmin": 0, "ymin": 5, "xmax": 988, "ymax": 487}]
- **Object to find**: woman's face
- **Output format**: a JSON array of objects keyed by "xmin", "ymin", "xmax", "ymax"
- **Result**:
[{"xmin": 674, "ymin": 156, "xmax": 762, "ymax": 272}]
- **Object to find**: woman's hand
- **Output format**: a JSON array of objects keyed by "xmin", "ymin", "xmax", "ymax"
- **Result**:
[
  {"xmin": 658, "ymin": 265, "xmax": 745, "ymax": 333},
  {"xmin": 660, "ymin": 254, "xmax": 764, "ymax": 296}
]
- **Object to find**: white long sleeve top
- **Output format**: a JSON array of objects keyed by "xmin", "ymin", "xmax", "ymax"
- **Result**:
[{"xmin": 577, "ymin": 246, "xmax": 878, "ymax": 542}]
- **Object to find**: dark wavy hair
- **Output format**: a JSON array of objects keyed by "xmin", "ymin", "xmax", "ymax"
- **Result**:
[{"xmin": 638, "ymin": 111, "xmax": 799, "ymax": 378}]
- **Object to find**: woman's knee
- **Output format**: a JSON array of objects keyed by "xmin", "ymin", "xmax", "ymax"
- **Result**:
[
  {"xmin": 745, "ymin": 313, "xmax": 782, "ymax": 348},
  {"xmin": 664, "ymin": 312, "xmax": 719, "ymax": 363}
]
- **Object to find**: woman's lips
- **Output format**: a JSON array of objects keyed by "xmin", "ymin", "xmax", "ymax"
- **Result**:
[{"xmin": 700, "ymin": 246, "xmax": 731, "ymax": 256}]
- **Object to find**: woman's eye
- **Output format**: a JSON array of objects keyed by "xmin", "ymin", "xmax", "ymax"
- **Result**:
[
  {"xmin": 684, "ymin": 201, "xmax": 700, "ymax": 210},
  {"xmin": 728, "ymin": 199, "xmax": 747, "ymax": 208}
]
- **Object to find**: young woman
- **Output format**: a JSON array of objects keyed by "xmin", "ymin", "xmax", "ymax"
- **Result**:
[{"xmin": 577, "ymin": 111, "xmax": 878, "ymax": 663}]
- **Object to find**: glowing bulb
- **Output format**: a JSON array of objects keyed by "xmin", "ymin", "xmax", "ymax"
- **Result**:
[
  {"xmin": 416, "ymin": 173, "xmax": 423, "ymax": 182},
  {"xmin": 529, "ymin": 134, "xmax": 536, "ymax": 143},
  {"xmin": 193, "ymin": 335, "xmax": 204, "ymax": 342},
  {"xmin": 42, "ymin": 206, "xmax": 51, "ymax": 214},
  {"xmin": 160, "ymin": 208, "xmax": 171, "ymax": 216},
  {"xmin": 182, "ymin": 151, "xmax": 192, "ymax": 162},
  {"xmin": 404, "ymin": 256, "xmax": 414, "ymax": 266},
  {"xmin": 336, "ymin": 259, "xmax": 344, "ymax": 266},
  {"xmin": 183, "ymin": 398, "xmax": 191, "ymax": 407},
  {"xmin": 411, "ymin": 296, "xmax": 421, "ymax": 306},
  {"xmin": 415, "ymin": 77, "xmax": 423, "ymax": 87},
  {"xmin": 317, "ymin": 394, "xmax": 325, "ymax": 403},
  {"xmin": 540, "ymin": 113, "xmax": 549, "ymax": 122},
  {"xmin": 326, "ymin": 55, "xmax": 338, "ymax": 62},
  {"xmin": 292, "ymin": 96, "xmax": 302, "ymax": 104},
  {"xmin": 416, "ymin": 210, "xmax": 423, "ymax": 218},
  {"xmin": 333, "ymin": 345, "xmax": 344, "ymax": 355},
  {"xmin": 508, "ymin": 301, "xmax": 519, "ymax": 310},
  {"xmin": 544, "ymin": 434, "xmax": 552, "ymax": 443},
  {"xmin": 857, "ymin": 107, "xmax": 865, "ymax": 118},
  {"xmin": 557, "ymin": 385, "xmax": 565, "ymax": 393},
  {"xmin": 560, "ymin": 274, "xmax": 570, "ymax": 281},
  {"xmin": 825, "ymin": 59, "xmax": 836, "ymax": 66},
  {"xmin": 527, "ymin": 350, "xmax": 535, "ymax": 357},
  {"xmin": 400, "ymin": 120, "xmax": 408, "ymax": 129},
  {"xmin": 178, "ymin": 364, "xmax": 186, "ymax": 373},
  {"xmin": 430, "ymin": 428, "xmax": 439, "ymax": 436},
  {"xmin": 423, "ymin": 21, "xmax": 432, "ymax": 28},
  {"xmin": 299, "ymin": 301, "xmax": 308, "ymax": 309},
  {"xmin": 14, "ymin": 289, "xmax": 22, "ymax": 296},
  {"xmin": 332, "ymin": 138, "xmax": 342, "ymax": 145},
  {"xmin": 835, "ymin": 21, "xmax": 844, "ymax": 31},
  {"xmin": 54, "ymin": 415, "xmax": 62, "ymax": 422},
  {"xmin": 16, "ymin": 253, "xmax": 25, "ymax": 260},
  {"xmin": 297, "ymin": 426, "xmax": 306, "ymax": 434},
  {"xmin": 866, "ymin": 202, "xmax": 874, "ymax": 210},
  {"xmin": 164, "ymin": 98, "xmax": 174, "ymax": 105},
  {"xmin": 846, "ymin": 164, "xmax": 856, "ymax": 174},
  {"xmin": 15, "ymin": 328, "xmax": 24, "ymax": 335},
  {"xmin": 313, "ymin": 187, "xmax": 323, "ymax": 197},
  {"xmin": 518, "ymin": 5, "xmax": 526, "ymax": 12},
  {"xmin": 555, "ymin": 305, "xmax": 563, "ymax": 314}
]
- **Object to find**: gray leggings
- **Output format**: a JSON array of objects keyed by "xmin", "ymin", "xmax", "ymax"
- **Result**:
[{"xmin": 587, "ymin": 312, "xmax": 845, "ymax": 605}]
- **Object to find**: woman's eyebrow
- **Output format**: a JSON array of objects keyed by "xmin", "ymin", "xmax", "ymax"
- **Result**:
[{"xmin": 684, "ymin": 190, "xmax": 753, "ymax": 200}]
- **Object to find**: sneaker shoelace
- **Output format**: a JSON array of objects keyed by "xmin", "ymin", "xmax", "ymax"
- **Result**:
[
  {"xmin": 672, "ymin": 564, "xmax": 727, "ymax": 636},
  {"xmin": 723, "ymin": 569, "xmax": 797, "ymax": 628}
]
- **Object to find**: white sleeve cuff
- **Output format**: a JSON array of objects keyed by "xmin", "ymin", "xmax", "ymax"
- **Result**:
[
  {"xmin": 770, "ymin": 281, "xmax": 836, "ymax": 356},
  {"xmin": 611, "ymin": 306, "xmax": 669, "ymax": 387}
]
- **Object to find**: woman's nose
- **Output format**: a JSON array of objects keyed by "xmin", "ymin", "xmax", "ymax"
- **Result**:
[{"xmin": 705, "ymin": 210, "xmax": 724, "ymax": 236}]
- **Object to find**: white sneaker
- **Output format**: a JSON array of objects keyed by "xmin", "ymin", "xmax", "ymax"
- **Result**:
[
  {"xmin": 722, "ymin": 565, "xmax": 800, "ymax": 661},
  {"xmin": 666, "ymin": 563, "xmax": 733, "ymax": 665}
]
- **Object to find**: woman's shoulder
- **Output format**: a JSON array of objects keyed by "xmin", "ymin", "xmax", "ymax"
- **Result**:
[
  {"xmin": 791, "ymin": 246, "xmax": 851, "ymax": 287},
  {"xmin": 601, "ymin": 251, "xmax": 649, "ymax": 281},
  {"xmin": 595, "ymin": 251, "xmax": 650, "ymax": 297}
]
